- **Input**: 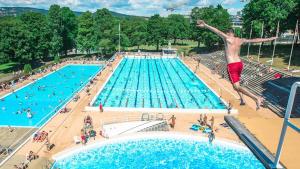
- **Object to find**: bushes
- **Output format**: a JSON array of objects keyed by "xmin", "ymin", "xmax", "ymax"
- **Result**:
[
  {"xmin": 54, "ymin": 55, "xmax": 60, "ymax": 64},
  {"xmin": 23, "ymin": 64, "xmax": 32, "ymax": 75}
]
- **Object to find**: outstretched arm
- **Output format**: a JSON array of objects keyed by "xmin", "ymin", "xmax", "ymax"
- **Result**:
[
  {"xmin": 197, "ymin": 20, "xmax": 228, "ymax": 39},
  {"xmin": 243, "ymin": 37, "xmax": 277, "ymax": 43}
]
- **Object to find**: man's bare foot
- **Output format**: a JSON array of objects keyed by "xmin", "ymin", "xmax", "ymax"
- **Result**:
[
  {"xmin": 256, "ymin": 97, "xmax": 264, "ymax": 110},
  {"xmin": 240, "ymin": 100, "xmax": 246, "ymax": 106}
]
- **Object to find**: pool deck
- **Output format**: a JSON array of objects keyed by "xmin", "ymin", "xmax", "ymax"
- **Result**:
[
  {"xmin": 0, "ymin": 55, "xmax": 300, "ymax": 169},
  {"xmin": 225, "ymin": 116, "xmax": 285, "ymax": 169}
]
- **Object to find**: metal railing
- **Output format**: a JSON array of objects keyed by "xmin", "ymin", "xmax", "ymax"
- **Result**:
[
  {"xmin": 100, "ymin": 113, "xmax": 169, "ymax": 129},
  {"xmin": 273, "ymin": 82, "xmax": 300, "ymax": 168}
]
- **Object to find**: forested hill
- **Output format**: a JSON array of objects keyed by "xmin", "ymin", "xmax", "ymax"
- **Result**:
[{"xmin": 0, "ymin": 7, "xmax": 141, "ymax": 18}]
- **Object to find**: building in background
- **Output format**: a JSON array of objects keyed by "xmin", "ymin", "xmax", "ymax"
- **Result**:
[{"xmin": 231, "ymin": 11, "xmax": 243, "ymax": 28}]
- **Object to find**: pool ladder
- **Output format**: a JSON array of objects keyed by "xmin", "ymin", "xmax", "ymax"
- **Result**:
[
  {"xmin": 158, "ymin": 98, "xmax": 162, "ymax": 108},
  {"xmin": 141, "ymin": 113, "xmax": 149, "ymax": 121},
  {"xmin": 173, "ymin": 97, "xmax": 179, "ymax": 108},
  {"xmin": 125, "ymin": 98, "xmax": 129, "ymax": 107}
]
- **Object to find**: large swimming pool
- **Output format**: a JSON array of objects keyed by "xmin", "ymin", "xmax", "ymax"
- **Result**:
[
  {"xmin": 52, "ymin": 133, "xmax": 264, "ymax": 169},
  {"xmin": 0, "ymin": 65, "xmax": 102, "ymax": 127},
  {"xmin": 92, "ymin": 57, "xmax": 226, "ymax": 109}
]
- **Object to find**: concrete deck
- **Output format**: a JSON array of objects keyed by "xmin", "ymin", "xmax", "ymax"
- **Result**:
[
  {"xmin": 225, "ymin": 116, "xmax": 285, "ymax": 169},
  {"xmin": 0, "ymin": 55, "xmax": 299, "ymax": 169}
]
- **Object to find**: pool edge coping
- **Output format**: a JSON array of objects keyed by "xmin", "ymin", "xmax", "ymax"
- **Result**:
[{"xmin": 51, "ymin": 131, "xmax": 252, "ymax": 161}]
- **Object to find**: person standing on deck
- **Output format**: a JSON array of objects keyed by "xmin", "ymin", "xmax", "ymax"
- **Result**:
[
  {"xmin": 169, "ymin": 115, "xmax": 176, "ymax": 129},
  {"xmin": 196, "ymin": 20, "xmax": 277, "ymax": 110}
]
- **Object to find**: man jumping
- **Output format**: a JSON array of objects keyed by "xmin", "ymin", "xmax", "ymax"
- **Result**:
[{"xmin": 197, "ymin": 20, "xmax": 277, "ymax": 110}]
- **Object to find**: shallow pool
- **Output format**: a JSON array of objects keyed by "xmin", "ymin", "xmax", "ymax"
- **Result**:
[
  {"xmin": 0, "ymin": 65, "xmax": 102, "ymax": 127},
  {"xmin": 52, "ymin": 134, "xmax": 264, "ymax": 169}
]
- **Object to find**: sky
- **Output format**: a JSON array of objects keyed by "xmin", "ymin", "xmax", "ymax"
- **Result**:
[{"xmin": 0, "ymin": 0, "xmax": 246, "ymax": 16}]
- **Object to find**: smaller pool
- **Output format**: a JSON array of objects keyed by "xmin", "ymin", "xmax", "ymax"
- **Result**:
[
  {"xmin": 52, "ymin": 133, "xmax": 264, "ymax": 169},
  {"xmin": 0, "ymin": 64, "xmax": 102, "ymax": 127}
]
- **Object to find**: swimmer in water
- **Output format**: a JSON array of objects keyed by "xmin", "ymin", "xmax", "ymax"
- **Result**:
[{"xmin": 27, "ymin": 111, "xmax": 32, "ymax": 119}]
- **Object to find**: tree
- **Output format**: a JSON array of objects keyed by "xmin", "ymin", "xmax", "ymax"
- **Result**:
[
  {"xmin": 17, "ymin": 12, "xmax": 51, "ymax": 63},
  {"xmin": 286, "ymin": 0, "xmax": 300, "ymax": 45},
  {"xmin": 60, "ymin": 7, "xmax": 77, "ymax": 56},
  {"xmin": 0, "ymin": 17, "xmax": 22, "ymax": 63},
  {"xmin": 147, "ymin": 14, "xmax": 165, "ymax": 51},
  {"xmin": 190, "ymin": 7, "xmax": 203, "ymax": 48},
  {"xmin": 234, "ymin": 27, "xmax": 243, "ymax": 38},
  {"xmin": 23, "ymin": 64, "xmax": 32, "ymax": 75},
  {"xmin": 122, "ymin": 18, "xmax": 148, "ymax": 50},
  {"xmin": 48, "ymin": 4, "xmax": 63, "ymax": 56},
  {"xmin": 48, "ymin": 5, "xmax": 77, "ymax": 56},
  {"xmin": 166, "ymin": 14, "xmax": 190, "ymax": 44},
  {"xmin": 76, "ymin": 11, "xmax": 94, "ymax": 54},
  {"xmin": 93, "ymin": 8, "xmax": 118, "ymax": 54},
  {"xmin": 242, "ymin": 0, "xmax": 296, "ymax": 37},
  {"xmin": 190, "ymin": 5, "xmax": 231, "ymax": 49},
  {"xmin": 54, "ymin": 55, "xmax": 60, "ymax": 63}
]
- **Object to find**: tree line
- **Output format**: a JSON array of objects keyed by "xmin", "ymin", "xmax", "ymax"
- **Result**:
[
  {"xmin": 0, "ymin": 0, "xmax": 299, "ymax": 65},
  {"xmin": 0, "ymin": 4, "xmax": 231, "ymax": 64}
]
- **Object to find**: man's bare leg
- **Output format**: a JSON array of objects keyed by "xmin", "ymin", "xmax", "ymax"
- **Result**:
[
  {"xmin": 232, "ymin": 82, "xmax": 263, "ymax": 110},
  {"xmin": 235, "ymin": 89, "xmax": 246, "ymax": 105}
]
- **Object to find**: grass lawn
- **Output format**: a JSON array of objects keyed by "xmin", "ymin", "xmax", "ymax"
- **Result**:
[
  {"xmin": 240, "ymin": 43, "xmax": 300, "ymax": 75},
  {"xmin": 126, "ymin": 39, "xmax": 200, "ymax": 53}
]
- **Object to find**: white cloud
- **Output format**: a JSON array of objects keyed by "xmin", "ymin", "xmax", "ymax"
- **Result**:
[
  {"xmin": 227, "ymin": 7, "xmax": 241, "ymax": 15},
  {"xmin": 0, "ymin": 0, "xmax": 244, "ymax": 16},
  {"xmin": 223, "ymin": 0, "xmax": 236, "ymax": 5},
  {"xmin": 196, "ymin": 0, "xmax": 210, "ymax": 6}
]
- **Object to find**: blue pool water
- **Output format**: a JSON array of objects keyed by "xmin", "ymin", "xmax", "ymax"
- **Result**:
[
  {"xmin": 52, "ymin": 135, "xmax": 264, "ymax": 169},
  {"xmin": 0, "ymin": 65, "xmax": 102, "ymax": 127},
  {"xmin": 93, "ymin": 58, "xmax": 226, "ymax": 109}
]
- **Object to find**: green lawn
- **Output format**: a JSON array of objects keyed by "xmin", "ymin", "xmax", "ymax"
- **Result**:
[
  {"xmin": 126, "ymin": 39, "xmax": 200, "ymax": 54},
  {"xmin": 240, "ymin": 43, "xmax": 300, "ymax": 75}
]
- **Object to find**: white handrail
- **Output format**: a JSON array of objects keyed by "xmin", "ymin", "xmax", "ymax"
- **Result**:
[{"xmin": 273, "ymin": 82, "xmax": 300, "ymax": 168}]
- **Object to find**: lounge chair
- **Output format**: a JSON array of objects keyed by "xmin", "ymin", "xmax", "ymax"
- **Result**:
[{"xmin": 0, "ymin": 146, "xmax": 12, "ymax": 156}]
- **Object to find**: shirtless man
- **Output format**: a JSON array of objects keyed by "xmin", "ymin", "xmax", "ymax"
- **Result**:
[{"xmin": 197, "ymin": 20, "xmax": 277, "ymax": 109}]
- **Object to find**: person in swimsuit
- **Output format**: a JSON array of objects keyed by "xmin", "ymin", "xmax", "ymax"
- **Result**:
[
  {"xmin": 169, "ymin": 115, "xmax": 176, "ymax": 129},
  {"xmin": 197, "ymin": 20, "xmax": 277, "ymax": 109}
]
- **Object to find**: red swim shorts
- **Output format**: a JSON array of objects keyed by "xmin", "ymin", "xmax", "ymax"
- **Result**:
[{"xmin": 227, "ymin": 62, "xmax": 243, "ymax": 84}]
